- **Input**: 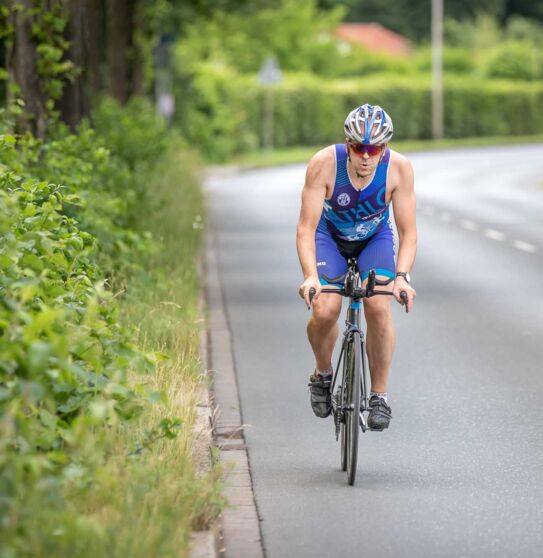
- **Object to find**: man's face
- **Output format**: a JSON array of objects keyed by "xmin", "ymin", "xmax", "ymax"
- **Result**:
[{"xmin": 347, "ymin": 141, "xmax": 385, "ymax": 177}]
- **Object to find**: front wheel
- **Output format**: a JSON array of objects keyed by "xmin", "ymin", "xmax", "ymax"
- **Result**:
[
  {"xmin": 345, "ymin": 332, "xmax": 362, "ymax": 485},
  {"xmin": 340, "ymin": 385, "xmax": 348, "ymax": 471},
  {"xmin": 339, "ymin": 340, "xmax": 351, "ymax": 472}
]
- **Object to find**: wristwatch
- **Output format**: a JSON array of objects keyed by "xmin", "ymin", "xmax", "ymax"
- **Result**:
[{"xmin": 396, "ymin": 272, "xmax": 411, "ymax": 284}]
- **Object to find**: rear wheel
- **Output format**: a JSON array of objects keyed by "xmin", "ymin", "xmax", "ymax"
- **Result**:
[{"xmin": 345, "ymin": 332, "xmax": 361, "ymax": 485}]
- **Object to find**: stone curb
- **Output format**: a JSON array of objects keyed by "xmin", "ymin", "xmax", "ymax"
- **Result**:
[
  {"xmin": 189, "ymin": 263, "xmax": 219, "ymax": 558},
  {"xmin": 204, "ymin": 220, "xmax": 265, "ymax": 558}
]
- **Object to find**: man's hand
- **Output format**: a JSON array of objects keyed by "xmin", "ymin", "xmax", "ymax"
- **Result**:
[
  {"xmin": 393, "ymin": 277, "xmax": 416, "ymax": 312},
  {"xmin": 299, "ymin": 276, "xmax": 321, "ymax": 308}
]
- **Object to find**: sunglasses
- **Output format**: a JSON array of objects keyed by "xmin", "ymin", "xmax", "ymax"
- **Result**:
[{"xmin": 348, "ymin": 143, "xmax": 384, "ymax": 157}]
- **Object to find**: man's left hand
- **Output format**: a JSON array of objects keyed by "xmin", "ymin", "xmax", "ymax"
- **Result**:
[{"xmin": 393, "ymin": 278, "xmax": 416, "ymax": 312}]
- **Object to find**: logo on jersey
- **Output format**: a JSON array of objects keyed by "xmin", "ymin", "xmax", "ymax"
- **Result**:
[
  {"xmin": 356, "ymin": 223, "xmax": 370, "ymax": 236},
  {"xmin": 337, "ymin": 193, "xmax": 351, "ymax": 207}
]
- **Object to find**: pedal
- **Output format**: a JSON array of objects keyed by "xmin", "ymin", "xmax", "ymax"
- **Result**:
[
  {"xmin": 359, "ymin": 411, "xmax": 367, "ymax": 432},
  {"xmin": 332, "ymin": 391, "xmax": 342, "ymax": 439}
]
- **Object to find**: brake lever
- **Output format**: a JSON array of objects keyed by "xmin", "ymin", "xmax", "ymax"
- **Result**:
[
  {"xmin": 400, "ymin": 290, "xmax": 409, "ymax": 313},
  {"xmin": 308, "ymin": 287, "xmax": 316, "ymax": 310}
]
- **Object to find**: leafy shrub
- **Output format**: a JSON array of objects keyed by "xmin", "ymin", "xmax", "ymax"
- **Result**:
[
  {"xmin": 0, "ymin": 163, "xmax": 147, "ymax": 539},
  {"xmin": 0, "ymin": 99, "xmax": 168, "ymax": 281},
  {"xmin": 174, "ymin": 63, "xmax": 260, "ymax": 162},
  {"xmin": 504, "ymin": 16, "xmax": 543, "ymax": 48},
  {"xmin": 414, "ymin": 47, "xmax": 475, "ymax": 74},
  {"xmin": 484, "ymin": 41, "xmax": 540, "ymax": 81},
  {"xmin": 0, "ymin": 98, "xmax": 178, "ymax": 553}
]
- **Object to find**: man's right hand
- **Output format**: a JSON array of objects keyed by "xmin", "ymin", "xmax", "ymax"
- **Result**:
[{"xmin": 299, "ymin": 276, "xmax": 321, "ymax": 308}]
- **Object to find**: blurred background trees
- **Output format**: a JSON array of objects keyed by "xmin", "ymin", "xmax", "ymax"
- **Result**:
[{"xmin": 2, "ymin": 0, "xmax": 543, "ymax": 155}]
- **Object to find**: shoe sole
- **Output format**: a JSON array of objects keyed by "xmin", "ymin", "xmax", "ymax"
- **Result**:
[{"xmin": 368, "ymin": 424, "xmax": 389, "ymax": 431}]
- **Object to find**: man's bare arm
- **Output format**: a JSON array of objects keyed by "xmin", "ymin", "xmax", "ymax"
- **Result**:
[
  {"xmin": 391, "ymin": 156, "xmax": 417, "ymax": 272},
  {"xmin": 296, "ymin": 148, "xmax": 332, "ymax": 303},
  {"xmin": 391, "ymin": 156, "xmax": 417, "ymax": 309}
]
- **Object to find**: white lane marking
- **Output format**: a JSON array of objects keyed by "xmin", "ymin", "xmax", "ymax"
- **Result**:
[
  {"xmin": 422, "ymin": 207, "xmax": 536, "ymax": 255},
  {"xmin": 459, "ymin": 219, "xmax": 479, "ymax": 231},
  {"xmin": 483, "ymin": 228, "xmax": 506, "ymax": 241},
  {"xmin": 512, "ymin": 240, "xmax": 537, "ymax": 253},
  {"xmin": 422, "ymin": 206, "xmax": 435, "ymax": 216}
]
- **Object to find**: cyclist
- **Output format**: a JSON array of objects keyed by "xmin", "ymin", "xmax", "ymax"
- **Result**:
[{"xmin": 296, "ymin": 104, "xmax": 417, "ymax": 430}]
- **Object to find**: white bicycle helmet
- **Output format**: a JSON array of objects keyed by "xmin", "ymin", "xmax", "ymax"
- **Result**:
[{"xmin": 344, "ymin": 104, "xmax": 394, "ymax": 144}]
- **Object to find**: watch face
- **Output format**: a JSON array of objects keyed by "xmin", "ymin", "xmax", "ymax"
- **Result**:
[{"xmin": 405, "ymin": 273, "xmax": 411, "ymax": 283}]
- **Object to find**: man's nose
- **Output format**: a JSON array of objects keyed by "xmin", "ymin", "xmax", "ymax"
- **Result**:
[{"xmin": 362, "ymin": 151, "xmax": 370, "ymax": 159}]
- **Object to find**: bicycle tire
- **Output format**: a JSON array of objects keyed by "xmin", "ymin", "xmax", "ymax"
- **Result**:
[
  {"xmin": 359, "ymin": 336, "xmax": 368, "ymax": 431},
  {"xmin": 346, "ymin": 331, "xmax": 362, "ymax": 485},
  {"xmin": 339, "ymin": 340, "xmax": 350, "ymax": 472}
]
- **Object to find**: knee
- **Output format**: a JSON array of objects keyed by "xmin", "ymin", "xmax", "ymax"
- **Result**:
[
  {"xmin": 364, "ymin": 298, "xmax": 392, "ymax": 329},
  {"xmin": 311, "ymin": 301, "xmax": 340, "ymax": 330}
]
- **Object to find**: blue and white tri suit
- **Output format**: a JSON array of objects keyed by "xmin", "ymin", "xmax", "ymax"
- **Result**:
[{"xmin": 316, "ymin": 143, "xmax": 395, "ymax": 285}]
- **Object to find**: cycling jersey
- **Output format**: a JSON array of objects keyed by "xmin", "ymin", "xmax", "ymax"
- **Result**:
[
  {"xmin": 315, "ymin": 144, "xmax": 395, "ymax": 284},
  {"xmin": 317, "ymin": 143, "xmax": 392, "ymax": 242}
]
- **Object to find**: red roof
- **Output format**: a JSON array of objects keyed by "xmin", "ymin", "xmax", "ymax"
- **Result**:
[{"xmin": 336, "ymin": 23, "xmax": 411, "ymax": 57}]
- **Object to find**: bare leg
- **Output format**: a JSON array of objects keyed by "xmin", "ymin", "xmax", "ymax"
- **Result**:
[
  {"xmin": 307, "ymin": 294, "xmax": 342, "ymax": 371},
  {"xmin": 363, "ymin": 295, "xmax": 396, "ymax": 393}
]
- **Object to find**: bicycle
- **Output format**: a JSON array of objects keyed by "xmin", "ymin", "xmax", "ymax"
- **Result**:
[{"xmin": 309, "ymin": 260, "xmax": 408, "ymax": 485}]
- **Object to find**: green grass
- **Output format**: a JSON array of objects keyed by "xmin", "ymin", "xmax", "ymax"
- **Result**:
[
  {"xmin": 77, "ymin": 147, "xmax": 223, "ymax": 557},
  {"xmin": 79, "ymin": 147, "xmax": 223, "ymax": 557},
  {"xmin": 229, "ymin": 134, "xmax": 543, "ymax": 169}
]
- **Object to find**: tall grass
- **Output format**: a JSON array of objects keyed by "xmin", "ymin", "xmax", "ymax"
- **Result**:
[{"xmin": 80, "ymin": 146, "xmax": 222, "ymax": 557}]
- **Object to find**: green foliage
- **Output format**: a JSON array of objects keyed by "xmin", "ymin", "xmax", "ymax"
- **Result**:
[
  {"xmin": 2, "ymin": 2, "xmax": 78, "ymax": 125},
  {"xmin": 414, "ymin": 47, "xmax": 475, "ymax": 74},
  {"xmin": 0, "ymin": 98, "xmax": 210, "ymax": 555},
  {"xmin": 93, "ymin": 98, "xmax": 169, "ymax": 171},
  {"xmin": 1, "ymin": 98, "xmax": 171, "ymax": 282},
  {"xmin": 174, "ymin": 63, "xmax": 259, "ymax": 162},
  {"xmin": 177, "ymin": 67, "xmax": 543, "ymax": 158},
  {"xmin": 176, "ymin": 0, "xmax": 345, "ymax": 74},
  {"xmin": 483, "ymin": 41, "xmax": 541, "ymax": 80},
  {"xmin": 445, "ymin": 12, "xmax": 502, "ymax": 52},
  {"xmin": 505, "ymin": 15, "xmax": 543, "ymax": 45},
  {"xmin": 30, "ymin": 5, "xmax": 78, "ymax": 104}
]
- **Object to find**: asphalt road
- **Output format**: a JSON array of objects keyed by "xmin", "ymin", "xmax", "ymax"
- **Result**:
[{"xmin": 205, "ymin": 145, "xmax": 543, "ymax": 558}]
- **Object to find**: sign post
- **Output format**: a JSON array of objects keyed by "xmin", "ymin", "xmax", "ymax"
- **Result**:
[
  {"xmin": 258, "ymin": 57, "xmax": 282, "ymax": 151},
  {"xmin": 431, "ymin": 0, "xmax": 444, "ymax": 139}
]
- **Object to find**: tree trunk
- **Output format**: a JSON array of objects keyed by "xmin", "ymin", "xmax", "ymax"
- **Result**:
[
  {"xmin": 85, "ymin": 0, "xmax": 102, "ymax": 95},
  {"xmin": 57, "ymin": 0, "xmax": 90, "ymax": 131},
  {"xmin": 131, "ymin": 1, "xmax": 145, "ymax": 96},
  {"xmin": 7, "ymin": 0, "xmax": 47, "ymax": 138},
  {"xmin": 107, "ymin": 0, "xmax": 135, "ymax": 104}
]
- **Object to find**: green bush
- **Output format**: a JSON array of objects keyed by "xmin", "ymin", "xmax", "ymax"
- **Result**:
[
  {"xmin": 414, "ymin": 47, "xmax": 475, "ymax": 74},
  {"xmin": 484, "ymin": 41, "xmax": 540, "ymax": 81},
  {"xmin": 0, "ymin": 98, "xmax": 178, "ymax": 553}
]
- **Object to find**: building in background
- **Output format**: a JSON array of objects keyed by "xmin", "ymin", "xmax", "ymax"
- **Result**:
[{"xmin": 336, "ymin": 23, "xmax": 411, "ymax": 57}]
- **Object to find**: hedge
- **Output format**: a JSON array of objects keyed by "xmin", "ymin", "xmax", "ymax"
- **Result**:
[{"xmin": 176, "ymin": 68, "xmax": 543, "ymax": 160}]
